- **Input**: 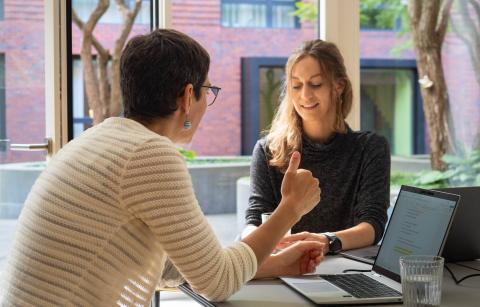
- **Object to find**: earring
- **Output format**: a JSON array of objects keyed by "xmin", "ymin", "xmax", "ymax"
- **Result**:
[{"xmin": 183, "ymin": 115, "xmax": 192, "ymax": 130}]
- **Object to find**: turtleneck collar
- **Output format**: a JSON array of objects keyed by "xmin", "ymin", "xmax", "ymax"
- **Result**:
[{"xmin": 301, "ymin": 125, "xmax": 352, "ymax": 154}]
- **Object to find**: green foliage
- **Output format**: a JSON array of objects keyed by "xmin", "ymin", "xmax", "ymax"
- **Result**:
[
  {"xmin": 291, "ymin": 1, "xmax": 317, "ymax": 22},
  {"xmin": 390, "ymin": 171, "xmax": 417, "ymax": 187},
  {"xmin": 360, "ymin": 0, "xmax": 409, "ymax": 32},
  {"xmin": 414, "ymin": 149, "xmax": 480, "ymax": 188},
  {"xmin": 293, "ymin": 0, "xmax": 409, "ymax": 31},
  {"xmin": 292, "ymin": 0, "xmax": 412, "ymax": 56},
  {"xmin": 177, "ymin": 147, "xmax": 196, "ymax": 160}
]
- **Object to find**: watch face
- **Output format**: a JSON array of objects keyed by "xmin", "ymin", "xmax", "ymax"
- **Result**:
[
  {"xmin": 330, "ymin": 238, "xmax": 342, "ymax": 253},
  {"xmin": 323, "ymin": 232, "xmax": 342, "ymax": 254}
]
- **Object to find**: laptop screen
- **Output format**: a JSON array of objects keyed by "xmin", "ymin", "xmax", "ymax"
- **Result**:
[{"xmin": 373, "ymin": 185, "xmax": 459, "ymax": 282}]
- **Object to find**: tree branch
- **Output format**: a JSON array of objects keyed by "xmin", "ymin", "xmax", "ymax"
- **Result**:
[
  {"xmin": 437, "ymin": 0, "xmax": 453, "ymax": 43},
  {"xmin": 81, "ymin": 0, "xmax": 110, "ymax": 124},
  {"xmin": 408, "ymin": 0, "xmax": 422, "ymax": 28},
  {"xmin": 421, "ymin": 0, "xmax": 441, "ymax": 41},
  {"xmin": 72, "ymin": 9, "xmax": 109, "ymax": 58},
  {"xmin": 451, "ymin": 0, "xmax": 480, "ymax": 87},
  {"xmin": 470, "ymin": 0, "xmax": 480, "ymax": 40},
  {"xmin": 459, "ymin": 0, "xmax": 480, "ymax": 50},
  {"xmin": 109, "ymin": 0, "xmax": 142, "ymax": 117}
]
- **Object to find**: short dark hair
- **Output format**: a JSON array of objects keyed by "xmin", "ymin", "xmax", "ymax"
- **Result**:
[{"xmin": 120, "ymin": 29, "xmax": 210, "ymax": 121}]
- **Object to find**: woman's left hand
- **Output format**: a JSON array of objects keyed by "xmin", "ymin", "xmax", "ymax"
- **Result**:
[{"xmin": 255, "ymin": 241, "xmax": 326, "ymax": 278}]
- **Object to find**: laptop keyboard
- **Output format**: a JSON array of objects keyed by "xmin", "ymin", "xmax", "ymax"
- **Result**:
[{"xmin": 321, "ymin": 274, "xmax": 401, "ymax": 298}]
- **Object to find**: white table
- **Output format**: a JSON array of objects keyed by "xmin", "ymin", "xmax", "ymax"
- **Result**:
[{"xmin": 169, "ymin": 256, "xmax": 480, "ymax": 307}]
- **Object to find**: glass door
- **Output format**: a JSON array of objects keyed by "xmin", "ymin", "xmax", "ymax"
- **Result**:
[{"xmin": 0, "ymin": 1, "xmax": 68, "ymax": 273}]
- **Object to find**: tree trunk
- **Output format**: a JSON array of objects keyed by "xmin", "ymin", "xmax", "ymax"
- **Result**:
[
  {"xmin": 109, "ymin": 0, "xmax": 142, "ymax": 118},
  {"xmin": 79, "ymin": 0, "xmax": 110, "ymax": 125},
  {"xmin": 73, "ymin": 0, "xmax": 142, "ymax": 124},
  {"xmin": 408, "ymin": 0, "xmax": 453, "ymax": 170},
  {"xmin": 414, "ymin": 48, "xmax": 450, "ymax": 170}
]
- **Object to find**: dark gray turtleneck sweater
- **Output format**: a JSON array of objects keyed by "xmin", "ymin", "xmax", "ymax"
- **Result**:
[{"xmin": 246, "ymin": 130, "xmax": 390, "ymax": 244}]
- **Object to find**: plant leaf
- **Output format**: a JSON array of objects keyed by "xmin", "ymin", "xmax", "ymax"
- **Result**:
[
  {"xmin": 415, "ymin": 170, "xmax": 447, "ymax": 185},
  {"xmin": 442, "ymin": 154, "xmax": 464, "ymax": 165}
]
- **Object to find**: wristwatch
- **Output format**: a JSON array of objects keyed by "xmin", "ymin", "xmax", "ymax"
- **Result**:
[{"xmin": 322, "ymin": 232, "xmax": 342, "ymax": 255}]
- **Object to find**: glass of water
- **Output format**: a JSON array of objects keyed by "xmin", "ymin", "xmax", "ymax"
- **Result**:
[{"xmin": 399, "ymin": 255, "xmax": 444, "ymax": 307}]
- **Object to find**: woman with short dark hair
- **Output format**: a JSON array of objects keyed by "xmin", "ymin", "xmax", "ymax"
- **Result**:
[{"xmin": 0, "ymin": 29, "xmax": 324, "ymax": 306}]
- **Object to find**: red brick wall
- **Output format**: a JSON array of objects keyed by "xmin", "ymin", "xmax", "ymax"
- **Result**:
[{"xmin": 0, "ymin": 0, "xmax": 45, "ymax": 163}]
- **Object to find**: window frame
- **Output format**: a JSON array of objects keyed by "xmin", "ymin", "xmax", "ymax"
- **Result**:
[
  {"xmin": 220, "ymin": 0, "xmax": 300, "ymax": 29},
  {"xmin": 241, "ymin": 57, "xmax": 287, "ymax": 155},
  {"xmin": 0, "ymin": 54, "xmax": 5, "ymax": 151},
  {"xmin": 360, "ymin": 59, "xmax": 425, "ymax": 154}
]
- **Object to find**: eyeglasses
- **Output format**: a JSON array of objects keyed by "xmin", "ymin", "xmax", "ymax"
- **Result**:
[{"xmin": 201, "ymin": 85, "xmax": 221, "ymax": 106}]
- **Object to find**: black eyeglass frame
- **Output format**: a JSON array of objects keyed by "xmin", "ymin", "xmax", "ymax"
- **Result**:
[{"xmin": 201, "ymin": 85, "xmax": 221, "ymax": 106}]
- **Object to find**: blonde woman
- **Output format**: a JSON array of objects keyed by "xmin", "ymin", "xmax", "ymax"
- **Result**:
[
  {"xmin": 243, "ymin": 39, "xmax": 390, "ymax": 255},
  {"xmin": 0, "ymin": 30, "xmax": 325, "ymax": 306}
]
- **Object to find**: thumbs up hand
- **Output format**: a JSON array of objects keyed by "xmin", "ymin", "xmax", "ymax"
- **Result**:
[{"xmin": 280, "ymin": 151, "xmax": 321, "ymax": 220}]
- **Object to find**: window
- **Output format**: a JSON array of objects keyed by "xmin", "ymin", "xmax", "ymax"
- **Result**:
[
  {"xmin": 72, "ymin": 58, "xmax": 93, "ymax": 138},
  {"xmin": 69, "ymin": 0, "xmax": 152, "ymax": 138},
  {"xmin": 241, "ymin": 57, "xmax": 427, "ymax": 156},
  {"xmin": 0, "ymin": 54, "xmax": 5, "ymax": 151},
  {"xmin": 72, "ymin": 0, "xmax": 150, "ymax": 24},
  {"xmin": 241, "ymin": 57, "xmax": 286, "ymax": 154},
  {"xmin": 221, "ymin": 0, "xmax": 299, "ymax": 28},
  {"xmin": 360, "ymin": 60, "xmax": 425, "ymax": 156}
]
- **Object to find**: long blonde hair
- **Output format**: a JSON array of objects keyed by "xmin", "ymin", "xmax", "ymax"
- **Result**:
[{"xmin": 266, "ymin": 39, "xmax": 353, "ymax": 172}]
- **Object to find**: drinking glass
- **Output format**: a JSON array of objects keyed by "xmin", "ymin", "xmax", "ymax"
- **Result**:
[{"xmin": 399, "ymin": 255, "xmax": 444, "ymax": 307}]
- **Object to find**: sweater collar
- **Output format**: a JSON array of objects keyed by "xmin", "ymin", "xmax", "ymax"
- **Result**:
[{"xmin": 301, "ymin": 126, "xmax": 352, "ymax": 153}]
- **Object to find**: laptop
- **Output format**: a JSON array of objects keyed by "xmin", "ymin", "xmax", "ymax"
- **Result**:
[
  {"xmin": 339, "ymin": 244, "xmax": 379, "ymax": 265},
  {"xmin": 339, "ymin": 201, "xmax": 396, "ymax": 265},
  {"xmin": 342, "ymin": 186, "xmax": 480, "ymax": 264},
  {"xmin": 433, "ymin": 186, "xmax": 480, "ymax": 261},
  {"xmin": 281, "ymin": 185, "xmax": 460, "ymax": 305}
]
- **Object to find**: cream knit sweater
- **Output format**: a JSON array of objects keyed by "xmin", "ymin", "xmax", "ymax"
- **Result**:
[{"xmin": 0, "ymin": 117, "xmax": 257, "ymax": 306}]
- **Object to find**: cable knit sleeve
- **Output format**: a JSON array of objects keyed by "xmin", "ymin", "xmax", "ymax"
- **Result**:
[
  {"xmin": 119, "ymin": 138, "xmax": 257, "ymax": 302},
  {"xmin": 354, "ymin": 135, "xmax": 390, "ymax": 244},
  {"xmin": 246, "ymin": 140, "xmax": 279, "ymax": 226}
]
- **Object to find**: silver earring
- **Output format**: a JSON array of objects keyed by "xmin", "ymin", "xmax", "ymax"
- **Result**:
[{"xmin": 183, "ymin": 117, "xmax": 192, "ymax": 129}]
